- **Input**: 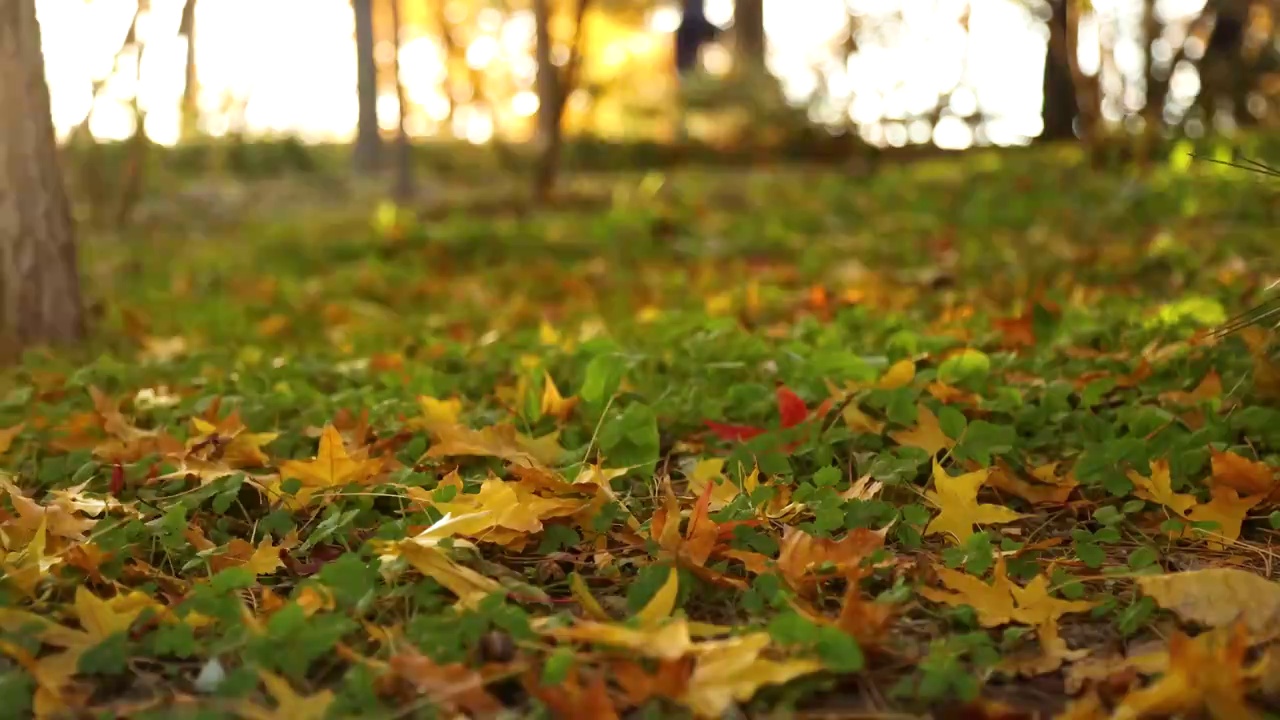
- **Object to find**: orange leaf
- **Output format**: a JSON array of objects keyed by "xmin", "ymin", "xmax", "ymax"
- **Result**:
[{"xmin": 1210, "ymin": 448, "xmax": 1278, "ymax": 497}]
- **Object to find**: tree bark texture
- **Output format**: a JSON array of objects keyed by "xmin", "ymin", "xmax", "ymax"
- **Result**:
[
  {"xmin": 533, "ymin": 0, "xmax": 558, "ymax": 150},
  {"xmin": 1041, "ymin": 0, "xmax": 1078, "ymax": 140},
  {"xmin": 179, "ymin": 0, "xmax": 199, "ymax": 139},
  {"xmin": 0, "ymin": 0, "xmax": 86, "ymax": 353},
  {"xmin": 734, "ymin": 0, "xmax": 765, "ymax": 68},
  {"xmin": 352, "ymin": 0, "xmax": 381, "ymax": 174}
]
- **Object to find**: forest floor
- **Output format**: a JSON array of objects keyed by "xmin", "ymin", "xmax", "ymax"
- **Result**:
[{"xmin": 4, "ymin": 147, "xmax": 1280, "ymax": 719}]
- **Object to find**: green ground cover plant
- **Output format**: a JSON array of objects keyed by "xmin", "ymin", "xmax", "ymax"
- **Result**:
[{"xmin": 4, "ymin": 146, "xmax": 1280, "ymax": 718}]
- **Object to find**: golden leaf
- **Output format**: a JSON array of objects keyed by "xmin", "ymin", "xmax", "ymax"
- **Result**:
[
  {"xmin": 274, "ymin": 424, "xmax": 383, "ymax": 507},
  {"xmin": 234, "ymin": 670, "xmax": 334, "ymax": 720},
  {"xmin": 541, "ymin": 371, "xmax": 579, "ymax": 422},
  {"xmin": 1137, "ymin": 568, "xmax": 1280, "ymax": 640},
  {"xmin": 1210, "ymin": 448, "xmax": 1278, "ymax": 498},
  {"xmin": 1112, "ymin": 625, "xmax": 1262, "ymax": 720},
  {"xmin": 1184, "ymin": 485, "xmax": 1263, "ymax": 548},
  {"xmin": 680, "ymin": 632, "xmax": 824, "ymax": 719},
  {"xmin": 426, "ymin": 422, "xmax": 564, "ymax": 468},
  {"xmin": 877, "ymin": 359, "xmax": 916, "ymax": 389},
  {"xmin": 1127, "ymin": 459, "xmax": 1197, "ymax": 516},
  {"xmin": 889, "ymin": 404, "xmax": 956, "ymax": 457},
  {"xmin": 924, "ymin": 460, "xmax": 1025, "ymax": 544},
  {"xmin": 0, "ymin": 423, "xmax": 23, "ymax": 456},
  {"xmin": 635, "ymin": 567, "xmax": 680, "ymax": 627},
  {"xmin": 920, "ymin": 559, "xmax": 1095, "ymax": 628},
  {"xmin": 919, "ymin": 558, "xmax": 1021, "ymax": 627}
]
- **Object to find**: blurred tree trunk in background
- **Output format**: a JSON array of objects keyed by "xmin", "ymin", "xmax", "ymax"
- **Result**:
[
  {"xmin": 1064, "ymin": 0, "xmax": 1103, "ymax": 159},
  {"xmin": 179, "ymin": 0, "xmax": 199, "ymax": 139},
  {"xmin": 1041, "ymin": 0, "xmax": 1078, "ymax": 141},
  {"xmin": 0, "ymin": 0, "xmax": 87, "ymax": 356},
  {"xmin": 534, "ymin": 0, "xmax": 558, "ymax": 150},
  {"xmin": 533, "ymin": 0, "xmax": 591, "ymax": 203},
  {"xmin": 390, "ymin": 0, "xmax": 413, "ymax": 204},
  {"xmin": 353, "ymin": 0, "xmax": 381, "ymax": 174},
  {"xmin": 734, "ymin": 0, "xmax": 765, "ymax": 69}
]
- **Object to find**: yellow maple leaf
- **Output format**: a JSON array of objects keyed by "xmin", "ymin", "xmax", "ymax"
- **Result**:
[
  {"xmin": 1209, "ymin": 448, "xmax": 1278, "ymax": 497},
  {"xmin": 1009, "ymin": 574, "xmax": 1097, "ymax": 625},
  {"xmin": 541, "ymin": 371, "xmax": 579, "ymax": 422},
  {"xmin": 1112, "ymin": 625, "xmax": 1262, "ymax": 720},
  {"xmin": 188, "ymin": 411, "xmax": 277, "ymax": 468},
  {"xmin": 0, "ymin": 475, "xmax": 99, "ymax": 541},
  {"xmin": 1184, "ymin": 485, "xmax": 1263, "ymax": 548},
  {"xmin": 374, "ymin": 512, "xmax": 503, "ymax": 609},
  {"xmin": 919, "ymin": 558, "xmax": 1022, "ymax": 627},
  {"xmin": 545, "ymin": 618, "xmax": 696, "ymax": 661},
  {"xmin": 235, "ymin": 670, "xmax": 335, "ymax": 720},
  {"xmin": 924, "ymin": 460, "xmax": 1025, "ymax": 544},
  {"xmin": 635, "ymin": 567, "xmax": 680, "ymax": 626},
  {"xmin": 427, "ymin": 477, "xmax": 585, "ymax": 547},
  {"xmin": 985, "ymin": 461, "xmax": 1077, "ymax": 506},
  {"xmin": 1127, "ymin": 459, "xmax": 1197, "ymax": 515},
  {"xmin": 275, "ymin": 424, "xmax": 382, "ymax": 507},
  {"xmin": 426, "ymin": 422, "xmax": 565, "ymax": 468},
  {"xmin": 685, "ymin": 458, "xmax": 742, "ymax": 510},
  {"xmin": 996, "ymin": 619, "xmax": 1089, "ymax": 678},
  {"xmin": 877, "ymin": 359, "xmax": 916, "ymax": 389},
  {"xmin": 1158, "ymin": 369, "xmax": 1223, "ymax": 406},
  {"xmin": 680, "ymin": 632, "xmax": 825, "ymax": 719},
  {"xmin": 1136, "ymin": 567, "xmax": 1280, "ymax": 640},
  {"xmin": 415, "ymin": 395, "xmax": 462, "ymax": 431},
  {"xmin": 890, "ymin": 404, "xmax": 956, "ymax": 457},
  {"xmin": 920, "ymin": 559, "xmax": 1096, "ymax": 629},
  {"xmin": 1, "ymin": 514, "xmax": 58, "ymax": 597},
  {"xmin": 0, "ymin": 423, "xmax": 23, "ymax": 456}
]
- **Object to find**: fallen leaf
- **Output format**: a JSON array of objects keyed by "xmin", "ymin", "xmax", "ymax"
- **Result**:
[
  {"xmin": 920, "ymin": 559, "xmax": 1095, "ymax": 628},
  {"xmin": 541, "ymin": 371, "xmax": 579, "ymax": 422},
  {"xmin": 1111, "ymin": 625, "xmax": 1262, "ymax": 720},
  {"xmin": 890, "ymin": 404, "xmax": 956, "ymax": 457},
  {"xmin": 1210, "ymin": 448, "xmax": 1278, "ymax": 497},
  {"xmin": 996, "ymin": 619, "xmax": 1089, "ymax": 678},
  {"xmin": 235, "ymin": 670, "xmax": 334, "ymax": 720},
  {"xmin": 986, "ymin": 460, "xmax": 1077, "ymax": 506},
  {"xmin": 1127, "ymin": 459, "xmax": 1197, "ymax": 516},
  {"xmin": 1183, "ymin": 485, "xmax": 1263, "ymax": 548},
  {"xmin": 919, "ymin": 558, "xmax": 1022, "ymax": 627},
  {"xmin": 924, "ymin": 460, "xmax": 1026, "ymax": 544},
  {"xmin": 387, "ymin": 647, "xmax": 502, "ymax": 717},
  {"xmin": 1137, "ymin": 568, "xmax": 1280, "ymax": 640},
  {"xmin": 0, "ymin": 424, "xmax": 23, "ymax": 455},
  {"xmin": 775, "ymin": 526, "xmax": 885, "ymax": 596},
  {"xmin": 275, "ymin": 424, "xmax": 384, "ymax": 506},
  {"xmin": 1159, "ymin": 370, "xmax": 1223, "ymax": 406},
  {"xmin": 681, "ymin": 632, "xmax": 824, "ymax": 719}
]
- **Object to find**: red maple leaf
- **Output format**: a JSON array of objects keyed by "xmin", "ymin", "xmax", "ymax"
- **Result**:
[{"xmin": 703, "ymin": 384, "xmax": 833, "ymax": 446}]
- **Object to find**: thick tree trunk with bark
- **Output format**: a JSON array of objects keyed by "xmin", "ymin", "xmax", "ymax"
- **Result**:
[
  {"xmin": 0, "ymin": 0, "xmax": 86, "ymax": 354},
  {"xmin": 352, "ymin": 0, "xmax": 381, "ymax": 174},
  {"xmin": 390, "ymin": 0, "xmax": 413, "ymax": 204},
  {"xmin": 734, "ymin": 0, "xmax": 765, "ymax": 69},
  {"xmin": 179, "ymin": 0, "xmax": 199, "ymax": 139},
  {"xmin": 533, "ymin": 0, "xmax": 558, "ymax": 151},
  {"xmin": 1041, "ymin": 0, "xmax": 1078, "ymax": 141}
]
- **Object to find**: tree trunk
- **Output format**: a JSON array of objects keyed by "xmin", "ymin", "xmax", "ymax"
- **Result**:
[
  {"xmin": 352, "ymin": 0, "xmax": 381, "ymax": 174},
  {"xmin": 179, "ymin": 0, "xmax": 199, "ymax": 139},
  {"xmin": 1064, "ymin": 0, "xmax": 1103, "ymax": 159},
  {"xmin": 390, "ymin": 0, "xmax": 413, "ymax": 205},
  {"xmin": 533, "ymin": 0, "xmax": 558, "ymax": 151},
  {"xmin": 0, "ymin": 0, "xmax": 86, "ymax": 354},
  {"xmin": 533, "ymin": 0, "xmax": 590, "ymax": 203},
  {"xmin": 1041, "ymin": 0, "xmax": 1078, "ymax": 141},
  {"xmin": 734, "ymin": 0, "xmax": 765, "ymax": 69}
]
